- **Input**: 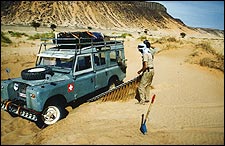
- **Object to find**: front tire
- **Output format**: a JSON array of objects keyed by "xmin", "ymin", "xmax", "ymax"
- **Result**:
[{"xmin": 41, "ymin": 105, "xmax": 66, "ymax": 125}]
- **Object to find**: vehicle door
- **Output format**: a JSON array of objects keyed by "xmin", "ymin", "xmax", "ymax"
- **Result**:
[
  {"xmin": 73, "ymin": 54, "xmax": 95, "ymax": 98},
  {"xmin": 93, "ymin": 52, "xmax": 108, "ymax": 90}
]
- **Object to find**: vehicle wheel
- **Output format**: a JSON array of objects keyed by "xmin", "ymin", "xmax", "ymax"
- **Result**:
[
  {"xmin": 109, "ymin": 81, "xmax": 116, "ymax": 90},
  {"xmin": 41, "ymin": 104, "xmax": 66, "ymax": 125},
  {"xmin": 21, "ymin": 67, "xmax": 54, "ymax": 80},
  {"xmin": 108, "ymin": 77, "xmax": 120, "ymax": 90}
]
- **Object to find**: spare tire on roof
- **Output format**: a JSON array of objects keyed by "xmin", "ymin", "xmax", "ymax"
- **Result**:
[{"xmin": 21, "ymin": 67, "xmax": 54, "ymax": 80}]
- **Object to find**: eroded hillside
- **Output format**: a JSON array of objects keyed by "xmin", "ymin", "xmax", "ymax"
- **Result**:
[
  {"xmin": 1, "ymin": 1, "xmax": 186, "ymax": 29},
  {"xmin": 1, "ymin": 1, "xmax": 223, "ymax": 37}
]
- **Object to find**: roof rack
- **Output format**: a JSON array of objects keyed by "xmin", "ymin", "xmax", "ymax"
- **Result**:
[
  {"xmin": 37, "ymin": 33, "xmax": 124, "ymax": 59},
  {"xmin": 40, "ymin": 35, "xmax": 124, "ymax": 50}
]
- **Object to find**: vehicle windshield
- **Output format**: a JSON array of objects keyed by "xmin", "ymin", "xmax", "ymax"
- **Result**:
[{"xmin": 39, "ymin": 57, "xmax": 74, "ymax": 69}]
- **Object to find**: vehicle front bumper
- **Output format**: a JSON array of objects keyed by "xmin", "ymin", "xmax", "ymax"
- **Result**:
[{"xmin": 1, "ymin": 100, "xmax": 40, "ymax": 122}]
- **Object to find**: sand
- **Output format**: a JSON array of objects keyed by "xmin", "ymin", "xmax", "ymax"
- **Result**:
[{"xmin": 1, "ymin": 25, "xmax": 224, "ymax": 145}]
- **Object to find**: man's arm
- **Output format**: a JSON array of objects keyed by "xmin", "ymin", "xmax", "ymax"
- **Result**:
[{"xmin": 137, "ymin": 61, "xmax": 148, "ymax": 74}]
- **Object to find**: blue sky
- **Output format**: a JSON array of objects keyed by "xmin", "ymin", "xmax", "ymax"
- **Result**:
[{"xmin": 151, "ymin": 1, "xmax": 224, "ymax": 30}]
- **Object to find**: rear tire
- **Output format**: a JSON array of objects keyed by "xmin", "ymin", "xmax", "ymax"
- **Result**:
[
  {"xmin": 107, "ymin": 77, "xmax": 121, "ymax": 90},
  {"xmin": 108, "ymin": 80, "xmax": 116, "ymax": 90}
]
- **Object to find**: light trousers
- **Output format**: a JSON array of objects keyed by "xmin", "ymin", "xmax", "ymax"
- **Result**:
[{"xmin": 136, "ymin": 70, "xmax": 154, "ymax": 102}]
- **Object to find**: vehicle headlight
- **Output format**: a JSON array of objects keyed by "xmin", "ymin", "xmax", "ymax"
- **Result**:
[
  {"xmin": 30, "ymin": 93, "xmax": 36, "ymax": 98},
  {"xmin": 14, "ymin": 83, "xmax": 19, "ymax": 91}
]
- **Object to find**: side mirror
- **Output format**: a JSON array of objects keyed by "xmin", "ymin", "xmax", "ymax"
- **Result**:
[
  {"xmin": 5, "ymin": 68, "xmax": 11, "ymax": 80},
  {"xmin": 6, "ymin": 68, "xmax": 10, "ymax": 73}
]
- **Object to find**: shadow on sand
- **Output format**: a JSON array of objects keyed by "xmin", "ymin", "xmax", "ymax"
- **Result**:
[{"xmin": 35, "ymin": 87, "xmax": 108, "ymax": 129}]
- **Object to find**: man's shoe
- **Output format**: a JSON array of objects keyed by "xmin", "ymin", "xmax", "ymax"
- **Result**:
[
  {"xmin": 135, "ymin": 101, "xmax": 145, "ymax": 105},
  {"xmin": 145, "ymin": 100, "xmax": 149, "ymax": 103},
  {"xmin": 139, "ymin": 101, "xmax": 145, "ymax": 105}
]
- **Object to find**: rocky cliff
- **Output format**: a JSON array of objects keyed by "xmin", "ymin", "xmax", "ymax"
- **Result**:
[
  {"xmin": 1, "ymin": 1, "xmax": 223, "ymax": 37},
  {"xmin": 1, "ymin": 1, "xmax": 184, "ymax": 29}
]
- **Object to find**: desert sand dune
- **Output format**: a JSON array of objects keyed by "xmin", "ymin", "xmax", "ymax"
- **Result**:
[{"xmin": 1, "ymin": 26, "xmax": 224, "ymax": 145}]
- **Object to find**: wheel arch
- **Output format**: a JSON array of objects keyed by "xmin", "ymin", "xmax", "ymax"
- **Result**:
[
  {"xmin": 40, "ymin": 94, "xmax": 67, "ymax": 126},
  {"xmin": 43, "ymin": 94, "xmax": 67, "ymax": 110},
  {"xmin": 108, "ymin": 75, "xmax": 119, "ymax": 85}
]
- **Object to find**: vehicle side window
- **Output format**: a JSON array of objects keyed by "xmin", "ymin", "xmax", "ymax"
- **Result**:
[
  {"xmin": 118, "ymin": 50, "xmax": 123, "ymax": 61},
  {"xmin": 76, "ymin": 55, "xmax": 92, "ymax": 71},
  {"xmin": 100, "ymin": 52, "xmax": 106, "ymax": 65},
  {"xmin": 94, "ymin": 53, "xmax": 106, "ymax": 66},
  {"xmin": 110, "ymin": 51, "xmax": 117, "ymax": 65},
  {"xmin": 94, "ymin": 54, "xmax": 100, "ymax": 66}
]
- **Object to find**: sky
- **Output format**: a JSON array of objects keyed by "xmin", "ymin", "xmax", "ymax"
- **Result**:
[{"xmin": 151, "ymin": 1, "xmax": 224, "ymax": 30}]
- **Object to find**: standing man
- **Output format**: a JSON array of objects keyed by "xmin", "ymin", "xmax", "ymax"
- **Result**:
[
  {"xmin": 143, "ymin": 39, "xmax": 156, "ymax": 58},
  {"xmin": 136, "ymin": 42, "xmax": 154, "ymax": 105}
]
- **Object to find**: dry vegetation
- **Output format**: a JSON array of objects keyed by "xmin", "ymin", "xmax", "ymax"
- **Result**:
[
  {"xmin": 1, "ymin": 28, "xmax": 224, "ymax": 80},
  {"xmin": 1, "ymin": 1, "xmax": 224, "ymax": 144},
  {"xmin": 185, "ymin": 40, "xmax": 224, "ymax": 72},
  {"xmin": 1, "ymin": 25, "xmax": 224, "ymax": 145}
]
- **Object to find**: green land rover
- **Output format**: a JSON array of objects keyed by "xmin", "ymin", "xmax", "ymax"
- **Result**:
[{"xmin": 1, "ymin": 31, "xmax": 127, "ymax": 126}]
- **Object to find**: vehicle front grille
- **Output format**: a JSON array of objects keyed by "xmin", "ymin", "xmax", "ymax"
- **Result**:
[{"xmin": 14, "ymin": 82, "xmax": 29, "ymax": 99}]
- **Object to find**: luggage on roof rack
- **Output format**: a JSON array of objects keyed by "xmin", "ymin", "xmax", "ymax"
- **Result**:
[{"xmin": 53, "ymin": 31, "xmax": 104, "ymax": 45}]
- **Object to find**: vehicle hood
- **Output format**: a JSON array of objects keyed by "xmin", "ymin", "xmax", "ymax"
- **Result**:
[{"xmin": 12, "ymin": 72, "xmax": 72, "ymax": 86}]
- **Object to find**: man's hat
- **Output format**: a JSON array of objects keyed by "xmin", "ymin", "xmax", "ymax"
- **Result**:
[
  {"xmin": 137, "ymin": 43, "xmax": 150, "ymax": 54},
  {"xmin": 143, "ymin": 40, "xmax": 151, "ymax": 48}
]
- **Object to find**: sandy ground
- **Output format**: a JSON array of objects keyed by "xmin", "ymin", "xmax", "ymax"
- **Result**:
[{"xmin": 1, "ymin": 26, "xmax": 224, "ymax": 145}]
